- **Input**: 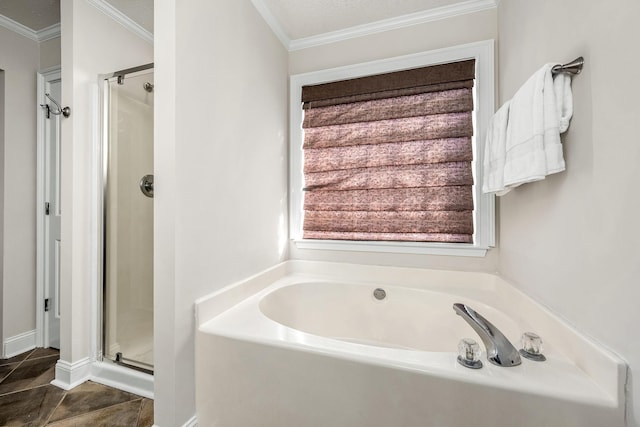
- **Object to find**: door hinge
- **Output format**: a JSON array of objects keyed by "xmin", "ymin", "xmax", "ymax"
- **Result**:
[
  {"xmin": 45, "ymin": 202, "xmax": 50, "ymax": 215},
  {"xmin": 44, "ymin": 298, "xmax": 50, "ymax": 312}
]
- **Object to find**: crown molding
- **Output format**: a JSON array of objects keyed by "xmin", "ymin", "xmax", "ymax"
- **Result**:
[
  {"xmin": 252, "ymin": 0, "xmax": 497, "ymax": 52},
  {"xmin": 290, "ymin": 0, "xmax": 497, "ymax": 51},
  {"xmin": 0, "ymin": 13, "xmax": 37, "ymax": 41},
  {"xmin": 87, "ymin": 0, "xmax": 153, "ymax": 45},
  {"xmin": 1, "ymin": 0, "xmax": 153, "ymax": 44},
  {"xmin": 37, "ymin": 23, "xmax": 61, "ymax": 42},
  {"xmin": 0, "ymin": 13, "xmax": 61, "ymax": 42}
]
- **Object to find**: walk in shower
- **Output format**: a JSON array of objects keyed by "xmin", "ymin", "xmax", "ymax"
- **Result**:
[{"xmin": 101, "ymin": 64, "xmax": 154, "ymax": 375}]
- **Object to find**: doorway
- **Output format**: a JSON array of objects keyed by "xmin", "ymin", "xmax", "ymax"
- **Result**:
[{"xmin": 37, "ymin": 68, "xmax": 62, "ymax": 350}]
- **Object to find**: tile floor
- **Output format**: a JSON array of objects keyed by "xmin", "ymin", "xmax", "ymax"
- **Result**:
[{"xmin": 0, "ymin": 348, "xmax": 153, "ymax": 426}]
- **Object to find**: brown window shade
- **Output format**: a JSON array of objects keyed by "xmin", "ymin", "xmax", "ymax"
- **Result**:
[{"xmin": 301, "ymin": 59, "xmax": 475, "ymax": 243}]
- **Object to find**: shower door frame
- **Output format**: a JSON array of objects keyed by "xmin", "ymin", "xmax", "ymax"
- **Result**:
[{"xmin": 98, "ymin": 63, "xmax": 154, "ymax": 374}]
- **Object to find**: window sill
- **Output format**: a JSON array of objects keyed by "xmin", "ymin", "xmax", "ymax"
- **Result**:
[{"xmin": 292, "ymin": 239, "xmax": 488, "ymax": 257}]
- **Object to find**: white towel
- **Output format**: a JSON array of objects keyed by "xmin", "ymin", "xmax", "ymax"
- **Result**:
[
  {"xmin": 502, "ymin": 64, "xmax": 553, "ymax": 188},
  {"xmin": 554, "ymin": 72, "xmax": 573, "ymax": 133},
  {"xmin": 505, "ymin": 64, "xmax": 572, "ymax": 191},
  {"xmin": 482, "ymin": 101, "xmax": 510, "ymax": 194},
  {"xmin": 482, "ymin": 64, "xmax": 573, "ymax": 195},
  {"xmin": 542, "ymin": 67, "xmax": 571, "ymax": 175}
]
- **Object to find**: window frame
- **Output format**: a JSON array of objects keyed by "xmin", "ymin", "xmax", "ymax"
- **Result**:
[{"xmin": 289, "ymin": 40, "xmax": 495, "ymax": 257}]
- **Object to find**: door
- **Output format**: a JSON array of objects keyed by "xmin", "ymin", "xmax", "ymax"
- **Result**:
[
  {"xmin": 103, "ymin": 68, "xmax": 154, "ymax": 371},
  {"xmin": 43, "ymin": 77, "xmax": 62, "ymax": 349}
]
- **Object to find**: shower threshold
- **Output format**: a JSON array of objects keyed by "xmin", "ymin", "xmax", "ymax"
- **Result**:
[{"xmin": 114, "ymin": 352, "xmax": 154, "ymax": 375}]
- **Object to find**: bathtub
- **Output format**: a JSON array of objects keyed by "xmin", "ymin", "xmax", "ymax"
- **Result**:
[{"xmin": 195, "ymin": 261, "xmax": 625, "ymax": 427}]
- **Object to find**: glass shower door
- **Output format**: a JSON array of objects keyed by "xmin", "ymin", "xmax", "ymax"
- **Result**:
[{"xmin": 103, "ymin": 67, "xmax": 154, "ymax": 373}]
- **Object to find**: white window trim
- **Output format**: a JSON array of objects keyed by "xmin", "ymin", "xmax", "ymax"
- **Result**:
[{"xmin": 289, "ymin": 40, "xmax": 495, "ymax": 257}]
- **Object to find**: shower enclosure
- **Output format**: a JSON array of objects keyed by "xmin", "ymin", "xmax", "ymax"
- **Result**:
[{"xmin": 101, "ymin": 64, "xmax": 154, "ymax": 374}]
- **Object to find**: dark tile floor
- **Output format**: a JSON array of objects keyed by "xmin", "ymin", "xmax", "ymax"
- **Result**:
[{"xmin": 0, "ymin": 348, "xmax": 153, "ymax": 426}]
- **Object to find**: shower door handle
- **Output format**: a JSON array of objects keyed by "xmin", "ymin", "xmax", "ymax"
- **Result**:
[{"xmin": 140, "ymin": 174, "xmax": 154, "ymax": 198}]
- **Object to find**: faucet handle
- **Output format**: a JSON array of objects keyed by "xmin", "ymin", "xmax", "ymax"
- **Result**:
[
  {"xmin": 457, "ymin": 338, "xmax": 483, "ymax": 369},
  {"xmin": 519, "ymin": 332, "xmax": 546, "ymax": 361}
]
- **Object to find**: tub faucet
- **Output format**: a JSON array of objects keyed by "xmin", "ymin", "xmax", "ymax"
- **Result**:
[{"xmin": 453, "ymin": 303, "xmax": 521, "ymax": 367}]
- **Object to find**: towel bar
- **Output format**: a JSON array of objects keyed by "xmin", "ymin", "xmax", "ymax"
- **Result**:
[{"xmin": 552, "ymin": 57, "xmax": 584, "ymax": 75}]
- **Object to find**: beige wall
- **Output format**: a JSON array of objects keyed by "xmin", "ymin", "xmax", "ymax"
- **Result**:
[
  {"xmin": 40, "ymin": 37, "xmax": 61, "ymax": 70},
  {"xmin": 59, "ymin": 0, "xmax": 152, "ymax": 363},
  {"xmin": 497, "ymin": 0, "xmax": 640, "ymax": 423},
  {"xmin": 0, "ymin": 24, "xmax": 59, "ymax": 356},
  {"xmin": 289, "ymin": 9, "xmax": 500, "ymax": 273},
  {"xmin": 155, "ymin": 0, "xmax": 289, "ymax": 424},
  {"xmin": 0, "ymin": 27, "xmax": 40, "ymax": 347}
]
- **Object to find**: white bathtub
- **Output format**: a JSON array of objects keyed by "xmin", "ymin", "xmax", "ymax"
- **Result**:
[
  {"xmin": 259, "ymin": 281, "xmax": 521, "ymax": 353},
  {"xmin": 195, "ymin": 261, "xmax": 626, "ymax": 427}
]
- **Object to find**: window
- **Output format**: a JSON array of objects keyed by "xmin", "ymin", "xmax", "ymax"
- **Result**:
[{"xmin": 290, "ymin": 41, "xmax": 495, "ymax": 257}]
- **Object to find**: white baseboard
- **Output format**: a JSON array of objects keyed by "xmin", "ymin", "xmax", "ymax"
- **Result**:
[
  {"xmin": 52, "ymin": 358, "xmax": 154, "ymax": 398},
  {"xmin": 51, "ymin": 357, "xmax": 92, "ymax": 390},
  {"xmin": 51, "ymin": 358, "xmax": 195, "ymax": 427},
  {"xmin": 90, "ymin": 360, "xmax": 154, "ymax": 399},
  {"xmin": 3, "ymin": 330, "xmax": 36, "ymax": 358}
]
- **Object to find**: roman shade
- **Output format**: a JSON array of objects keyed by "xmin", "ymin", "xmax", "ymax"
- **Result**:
[{"xmin": 301, "ymin": 59, "xmax": 475, "ymax": 243}]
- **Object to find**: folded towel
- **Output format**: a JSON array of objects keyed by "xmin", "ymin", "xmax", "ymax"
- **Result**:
[
  {"xmin": 482, "ymin": 63, "xmax": 574, "ymax": 195},
  {"xmin": 502, "ymin": 64, "xmax": 554, "ymax": 188},
  {"xmin": 554, "ymin": 72, "xmax": 573, "ymax": 133},
  {"xmin": 482, "ymin": 101, "xmax": 510, "ymax": 194},
  {"xmin": 543, "ymin": 66, "xmax": 571, "ymax": 175}
]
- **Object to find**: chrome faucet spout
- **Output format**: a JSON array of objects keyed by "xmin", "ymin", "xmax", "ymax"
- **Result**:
[{"xmin": 453, "ymin": 303, "xmax": 521, "ymax": 367}]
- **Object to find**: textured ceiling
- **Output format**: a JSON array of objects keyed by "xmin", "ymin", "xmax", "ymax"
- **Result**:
[
  {"xmin": 260, "ymin": 0, "xmax": 468, "ymax": 40},
  {"xmin": 0, "ymin": 0, "xmax": 59, "ymax": 31}
]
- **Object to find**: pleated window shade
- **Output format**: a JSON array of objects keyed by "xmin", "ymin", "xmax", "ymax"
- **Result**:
[{"xmin": 301, "ymin": 59, "xmax": 476, "ymax": 243}]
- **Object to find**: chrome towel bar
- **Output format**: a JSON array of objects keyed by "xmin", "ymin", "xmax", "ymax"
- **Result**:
[{"xmin": 551, "ymin": 56, "xmax": 584, "ymax": 75}]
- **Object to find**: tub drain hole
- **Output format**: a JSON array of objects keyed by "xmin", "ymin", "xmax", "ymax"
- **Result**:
[{"xmin": 373, "ymin": 288, "xmax": 386, "ymax": 300}]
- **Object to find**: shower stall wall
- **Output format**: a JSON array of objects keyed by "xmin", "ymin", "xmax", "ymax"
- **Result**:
[{"xmin": 102, "ymin": 65, "xmax": 154, "ymax": 374}]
